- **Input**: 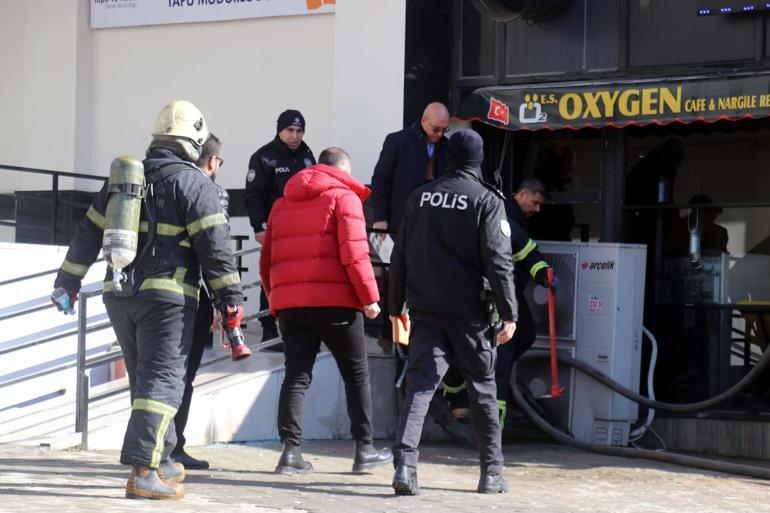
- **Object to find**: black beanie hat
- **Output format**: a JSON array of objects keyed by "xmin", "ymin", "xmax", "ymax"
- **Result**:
[
  {"xmin": 448, "ymin": 129, "xmax": 484, "ymax": 169},
  {"xmin": 276, "ymin": 109, "xmax": 306, "ymax": 133}
]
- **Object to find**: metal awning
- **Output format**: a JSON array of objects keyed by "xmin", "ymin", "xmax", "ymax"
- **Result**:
[{"xmin": 455, "ymin": 70, "xmax": 770, "ymax": 131}]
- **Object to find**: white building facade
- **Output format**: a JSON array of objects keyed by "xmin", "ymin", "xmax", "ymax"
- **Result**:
[{"xmin": 0, "ymin": 0, "xmax": 406, "ymax": 194}]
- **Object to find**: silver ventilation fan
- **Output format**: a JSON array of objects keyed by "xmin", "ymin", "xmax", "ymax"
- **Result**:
[
  {"xmin": 514, "ymin": 345, "xmax": 575, "ymax": 433},
  {"xmin": 522, "ymin": 250, "xmax": 578, "ymax": 341}
]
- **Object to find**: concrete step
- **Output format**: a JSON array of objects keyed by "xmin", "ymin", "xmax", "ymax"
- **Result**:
[
  {"xmin": 1, "ymin": 349, "xmax": 355, "ymax": 450},
  {"xmin": 652, "ymin": 414, "xmax": 770, "ymax": 459}
]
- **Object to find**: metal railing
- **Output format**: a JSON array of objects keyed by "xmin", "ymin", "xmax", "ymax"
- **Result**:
[
  {"xmin": 0, "ymin": 164, "xmax": 107, "ymax": 244},
  {"xmin": 0, "ymin": 245, "xmax": 280, "ymax": 448},
  {"xmin": 0, "ymin": 228, "xmax": 395, "ymax": 447}
]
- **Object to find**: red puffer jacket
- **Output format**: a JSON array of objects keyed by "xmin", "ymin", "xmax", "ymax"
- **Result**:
[{"xmin": 259, "ymin": 164, "xmax": 379, "ymax": 314}]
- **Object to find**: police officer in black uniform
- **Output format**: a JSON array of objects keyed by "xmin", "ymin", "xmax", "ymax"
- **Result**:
[
  {"xmin": 388, "ymin": 129, "xmax": 518, "ymax": 496},
  {"xmin": 244, "ymin": 109, "xmax": 315, "ymax": 344},
  {"xmin": 52, "ymin": 101, "xmax": 245, "ymax": 500},
  {"xmin": 496, "ymin": 178, "xmax": 556, "ymax": 419}
]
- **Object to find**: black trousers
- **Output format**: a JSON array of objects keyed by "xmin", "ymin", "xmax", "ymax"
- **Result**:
[
  {"xmin": 495, "ymin": 294, "xmax": 536, "ymax": 401},
  {"xmin": 277, "ymin": 307, "xmax": 374, "ymax": 446},
  {"xmin": 394, "ymin": 310, "xmax": 503, "ymax": 474},
  {"xmin": 105, "ymin": 297, "xmax": 195, "ymax": 468},
  {"xmin": 173, "ymin": 286, "xmax": 213, "ymax": 454},
  {"xmin": 260, "ymin": 287, "xmax": 276, "ymax": 330}
]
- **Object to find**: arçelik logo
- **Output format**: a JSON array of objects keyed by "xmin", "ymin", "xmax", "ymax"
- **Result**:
[
  {"xmin": 487, "ymin": 97, "xmax": 510, "ymax": 125},
  {"xmin": 582, "ymin": 260, "xmax": 615, "ymax": 271}
]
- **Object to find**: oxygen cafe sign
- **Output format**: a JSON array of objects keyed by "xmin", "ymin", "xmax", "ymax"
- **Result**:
[
  {"xmin": 456, "ymin": 72, "xmax": 770, "ymax": 131},
  {"xmin": 91, "ymin": 0, "xmax": 335, "ymax": 29}
]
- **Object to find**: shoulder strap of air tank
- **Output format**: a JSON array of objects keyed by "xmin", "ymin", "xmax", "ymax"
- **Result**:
[{"xmin": 145, "ymin": 161, "xmax": 197, "ymax": 184}]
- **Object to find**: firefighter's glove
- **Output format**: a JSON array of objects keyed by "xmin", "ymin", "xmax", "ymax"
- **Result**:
[
  {"xmin": 550, "ymin": 274, "xmax": 560, "ymax": 293},
  {"xmin": 221, "ymin": 303, "xmax": 245, "ymax": 330},
  {"xmin": 535, "ymin": 269, "xmax": 559, "ymax": 293},
  {"xmin": 51, "ymin": 287, "xmax": 78, "ymax": 315}
]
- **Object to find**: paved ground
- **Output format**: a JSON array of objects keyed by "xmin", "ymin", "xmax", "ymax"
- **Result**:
[{"xmin": 0, "ymin": 440, "xmax": 769, "ymax": 513}]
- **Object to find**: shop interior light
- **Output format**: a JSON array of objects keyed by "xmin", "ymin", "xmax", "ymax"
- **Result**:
[{"xmin": 696, "ymin": 1, "xmax": 770, "ymax": 15}]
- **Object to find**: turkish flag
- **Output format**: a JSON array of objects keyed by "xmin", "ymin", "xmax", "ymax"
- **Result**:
[{"xmin": 487, "ymin": 97, "xmax": 509, "ymax": 125}]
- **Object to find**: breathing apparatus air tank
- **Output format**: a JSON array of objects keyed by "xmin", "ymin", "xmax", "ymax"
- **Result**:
[{"xmin": 102, "ymin": 155, "xmax": 145, "ymax": 291}]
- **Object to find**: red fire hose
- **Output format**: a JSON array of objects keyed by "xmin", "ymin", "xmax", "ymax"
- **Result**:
[{"xmin": 544, "ymin": 267, "xmax": 565, "ymax": 399}]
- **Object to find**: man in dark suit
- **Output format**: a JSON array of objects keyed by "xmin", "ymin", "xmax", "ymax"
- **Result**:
[{"xmin": 370, "ymin": 102, "xmax": 450, "ymax": 235}]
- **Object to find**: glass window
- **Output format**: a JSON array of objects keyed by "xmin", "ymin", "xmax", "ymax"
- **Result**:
[
  {"xmin": 624, "ymin": 120, "xmax": 770, "ymax": 407},
  {"xmin": 460, "ymin": 0, "xmax": 496, "ymax": 78},
  {"xmin": 525, "ymin": 131, "xmax": 603, "ymax": 242},
  {"xmin": 473, "ymin": 124, "xmax": 604, "ymax": 242}
]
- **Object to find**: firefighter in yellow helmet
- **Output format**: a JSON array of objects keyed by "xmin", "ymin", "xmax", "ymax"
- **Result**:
[{"xmin": 51, "ymin": 100, "xmax": 245, "ymax": 500}]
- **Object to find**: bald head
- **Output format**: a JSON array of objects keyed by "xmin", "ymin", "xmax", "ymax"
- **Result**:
[
  {"xmin": 421, "ymin": 102, "xmax": 450, "ymax": 144},
  {"xmin": 318, "ymin": 146, "xmax": 352, "ymax": 174}
]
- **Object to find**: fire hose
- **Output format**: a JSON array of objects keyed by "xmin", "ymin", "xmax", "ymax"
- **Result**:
[{"xmin": 514, "ymin": 343, "xmax": 770, "ymax": 479}]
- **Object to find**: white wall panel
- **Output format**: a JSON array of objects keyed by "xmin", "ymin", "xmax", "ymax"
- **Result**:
[{"xmin": 90, "ymin": 13, "xmax": 335, "ymax": 189}]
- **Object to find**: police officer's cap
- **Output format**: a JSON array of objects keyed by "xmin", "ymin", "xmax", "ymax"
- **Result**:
[
  {"xmin": 277, "ymin": 109, "xmax": 306, "ymax": 133},
  {"xmin": 448, "ymin": 129, "xmax": 484, "ymax": 169}
]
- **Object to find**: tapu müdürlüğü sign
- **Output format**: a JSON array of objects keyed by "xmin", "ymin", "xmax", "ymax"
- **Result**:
[
  {"xmin": 91, "ymin": 0, "xmax": 335, "ymax": 29},
  {"xmin": 456, "ymin": 72, "xmax": 770, "ymax": 131}
]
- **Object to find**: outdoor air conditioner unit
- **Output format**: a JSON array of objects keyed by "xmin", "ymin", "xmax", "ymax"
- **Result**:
[{"xmin": 516, "ymin": 242, "xmax": 647, "ymax": 446}]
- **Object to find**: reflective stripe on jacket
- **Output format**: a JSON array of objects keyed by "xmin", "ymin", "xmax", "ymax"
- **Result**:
[
  {"xmin": 506, "ymin": 199, "xmax": 550, "ymax": 291},
  {"xmin": 55, "ymin": 149, "xmax": 243, "ymax": 308}
]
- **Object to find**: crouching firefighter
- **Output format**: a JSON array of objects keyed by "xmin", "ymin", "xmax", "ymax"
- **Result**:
[
  {"xmin": 51, "ymin": 100, "xmax": 246, "ymax": 500},
  {"xmin": 496, "ymin": 178, "xmax": 557, "ymax": 425}
]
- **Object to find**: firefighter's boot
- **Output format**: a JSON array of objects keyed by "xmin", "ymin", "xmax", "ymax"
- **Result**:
[
  {"xmin": 157, "ymin": 460, "xmax": 186, "ymax": 483},
  {"xmin": 497, "ymin": 399, "xmax": 507, "ymax": 429},
  {"xmin": 125, "ymin": 465, "xmax": 184, "ymax": 500}
]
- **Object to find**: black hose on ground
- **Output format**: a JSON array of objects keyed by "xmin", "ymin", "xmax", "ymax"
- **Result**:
[
  {"xmin": 512, "ymin": 351, "xmax": 770, "ymax": 479},
  {"xmin": 520, "ymin": 347, "xmax": 770, "ymax": 413}
]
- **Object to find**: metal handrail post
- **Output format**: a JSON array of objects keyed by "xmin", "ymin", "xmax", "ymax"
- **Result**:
[
  {"xmin": 51, "ymin": 174, "xmax": 59, "ymax": 245},
  {"xmin": 75, "ymin": 293, "xmax": 87, "ymax": 435},
  {"xmin": 80, "ymin": 372, "xmax": 89, "ymax": 448}
]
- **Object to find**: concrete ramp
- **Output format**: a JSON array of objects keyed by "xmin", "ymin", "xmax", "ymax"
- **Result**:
[{"xmin": 2, "ymin": 349, "xmax": 358, "ymax": 450}]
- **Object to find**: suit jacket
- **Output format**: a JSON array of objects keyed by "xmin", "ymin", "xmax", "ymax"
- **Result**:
[{"xmin": 370, "ymin": 123, "xmax": 448, "ymax": 233}]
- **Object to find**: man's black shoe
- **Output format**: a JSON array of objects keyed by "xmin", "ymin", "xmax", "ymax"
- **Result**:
[
  {"xmin": 352, "ymin": 441, "xmax": 393, "ymax": 472},
  {"xmin": 477, "ymin": 472, "xmax": 510, "ymax": 494},
  {"xmin": 275, "ymin": 444, "xmax": 313, "ymax": 474},
  {"xmin": 392, "ymin": 464, "xmax": 419, "ymax": 496},
  {"xmin": 261, "ymin": 323, "xmax": 282, "ymax": 351},
  {"xmin": 172, "ymin": 450, "xmax": 210, "ymax": 470}
]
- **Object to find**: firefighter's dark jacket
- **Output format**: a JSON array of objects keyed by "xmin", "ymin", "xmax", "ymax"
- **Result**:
[
  {"xmin": 244, "ymin": 137, "xmax": 315, "ymax": 231},
  {"xmin": 506, "ymin": 198, "xmax": 550, "ymax": 292},
  {"xmin": 54, "ymin": 149, "xmax": 243, "ymax": 309},
  {"xmin": 388, "ymin": 167, "xmax": 517, "ymax": 322}
]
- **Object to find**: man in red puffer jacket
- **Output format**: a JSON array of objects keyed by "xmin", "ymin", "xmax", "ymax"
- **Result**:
[{"xmin": 259, "ymin": 146, "xmax": 393, "ymax": 475}]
